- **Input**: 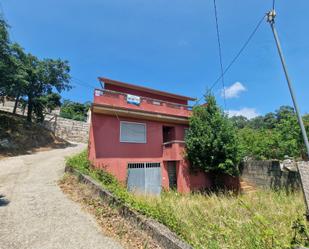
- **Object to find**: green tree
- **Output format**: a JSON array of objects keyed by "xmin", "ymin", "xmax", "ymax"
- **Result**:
[
  {"xmin": 20, "ymin": 55, "xmax": 71, "ymax": 122},
  {"xmin": 0, "ymin": 17, "xmax": 14, "ymax": 99},
  {"xmin": 185, "ymin": 94, "xmax": 239, "ymax": 176},
  {"xmin": 248, "ymin": 116, "xmax": 266, "ymax": 129},
  {"xmin": 31, "ymin": 93, "xmax": 62, "ymax": 122},
  {"xmin": 275, "ymin": 112, "xmax": 304, "ymax": 159},
  {"xmin": 238, "ymin": 127, "xmax": 280, "ymax": 160},
  {"xmin": 229, "ymin": 115, "xmax": 249, "ymax": 129},
  {"xmin": 236, "ymin": 106, "xmax": 309, "ymax": 160},
  {"xmin": 60, "ymin": 100, "xmax": 89, "ymax": 121}
]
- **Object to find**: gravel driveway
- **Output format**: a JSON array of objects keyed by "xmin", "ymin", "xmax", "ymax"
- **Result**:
[{"xmin": 0, "ymin": 145, "xmax": 123, "ymax": 249}]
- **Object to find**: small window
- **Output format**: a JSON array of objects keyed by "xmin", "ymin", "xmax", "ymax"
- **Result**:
[{"xmin": 120, "ymin": 121, "xmax": 146, "ymax": 143}]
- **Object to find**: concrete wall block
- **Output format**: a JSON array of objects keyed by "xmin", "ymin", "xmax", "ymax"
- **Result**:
[{"xmin": 241, "ymin": 160, "xmax": 301, "ymax": 190}]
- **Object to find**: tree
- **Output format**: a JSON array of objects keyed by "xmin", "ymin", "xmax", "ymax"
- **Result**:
[
  {"xmin": 30, "ymin": 93, "xmax": 62, "ymax": 122},
  {"xmin": 238, "ymin": 127, "xmax": 280, "ymax": 160},
  {"xmin": 263, "ymin": 112, "xmax": 277, "ymax": 129},
  {"xmin": 60, "ymin": 100, "xmax": 90, "ymax": 121},
  {"xmin": 20, "ymin": 55, "xmax": 71, "ymax": 122},
  {"xmin": 185, "ymin": 94, "xmax": 239, "ymax": 176},
  {"xmin": 236, "ymin": 106, "xmax": 309, "ymax": 160},
  {"xmin": 229, "ymin": 115, "xmax": 249, "ymax": 129},
  {"xmin": 0, "ymin": 17, "xmax": 14, "ymax": 99},
  {"xmin": 0, "ymin": 16, "xmax": 71, "ymax": 121}
]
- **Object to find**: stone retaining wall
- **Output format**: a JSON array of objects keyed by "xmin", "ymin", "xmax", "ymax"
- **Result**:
[
  {"xmin": 43, "ymin": 115, "xmax": 89, "ymax": 143},
  {"xmin": 240, "ymin": 160, "xmax": 301, "ymax": 190}
]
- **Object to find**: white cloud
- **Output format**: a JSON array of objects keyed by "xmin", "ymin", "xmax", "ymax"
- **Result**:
[
  {"xmin": 221, "ymin": 82, "xmax": 246, "ymax": 99},
  {"xmin": 227, "ymin": 108, "xmax": 259, "ymax": 119}
]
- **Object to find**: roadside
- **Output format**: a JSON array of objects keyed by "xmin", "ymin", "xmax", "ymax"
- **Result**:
[
  {"xmin": 0, "ymin": 145, "xmax": 123, "ymax": 249},
  {"xmin": 59, "ymin": 174, "xmax": 162, "ymax": 249}
]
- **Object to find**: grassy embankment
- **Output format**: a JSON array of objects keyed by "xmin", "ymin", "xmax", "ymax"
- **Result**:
[
  {"xmin": 66, "ymin": 151, "xmax": 308, "ymax": 249},
  {"xmin": 0, "ymin": 111, "xmax": 68, "ymax": 156}
]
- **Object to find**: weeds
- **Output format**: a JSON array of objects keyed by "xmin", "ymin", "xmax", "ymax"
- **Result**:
[{"xmin": 66, "ymin": 151, "xmax": 308, "ymax": 249}]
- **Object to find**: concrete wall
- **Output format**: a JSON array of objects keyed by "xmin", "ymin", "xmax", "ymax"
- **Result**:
[{"xmin": 240, "ymin": 160, "xmax": 301, "ymax": 190}]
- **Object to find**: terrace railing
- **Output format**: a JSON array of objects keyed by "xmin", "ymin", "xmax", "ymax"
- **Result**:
[{"xmin": 94, "ymin": 88, "xmax": 193, "ymax": 117}]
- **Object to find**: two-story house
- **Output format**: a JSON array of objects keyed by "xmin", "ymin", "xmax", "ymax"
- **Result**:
[{"xmin": 88, "ymin": 77, "xmax": 211, "ymax": 194}]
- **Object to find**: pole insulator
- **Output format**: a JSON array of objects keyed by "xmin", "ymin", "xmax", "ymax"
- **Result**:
[{"xmin": 267, "ymin": 10, "xmax": 276, "ymax": 23}]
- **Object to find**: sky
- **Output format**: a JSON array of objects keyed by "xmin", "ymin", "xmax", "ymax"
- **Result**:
[{"xmin": 1, "ymin": 0, "xmax": 309, "ymax": 118}]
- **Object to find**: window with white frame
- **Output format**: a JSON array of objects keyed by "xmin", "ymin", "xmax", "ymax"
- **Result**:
[{"xmin": 120, "ymin": 121, "xmax": 146, "ymax": 143}]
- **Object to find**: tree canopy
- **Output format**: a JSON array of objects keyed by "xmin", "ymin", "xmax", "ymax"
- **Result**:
[
  {"xmin": 0, "ymin": 16, "xmax": 71, "ymax": 122},
  {"xmin": 231, "ymin": 106, "xmax": 309, "ymax": 160},
  {"xmin": 60, "ymin": 100, "xmax": 91, "ymax": 121},
  {"xmin": 185, "ymin": 94, "xmax": 239, "ymax": 176}
]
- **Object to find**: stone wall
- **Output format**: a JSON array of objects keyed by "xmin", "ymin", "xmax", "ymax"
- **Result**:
[
  {"xmin": 0, "ymin": 100, "xmax": 89, "ymax": 143},
  {"xmin": 43, "ymin": 115, "xmax": 89, "ymax": 143},
  {"xmin": 240, "ymin": 160, "xmax": 301, "ymax": 190}
]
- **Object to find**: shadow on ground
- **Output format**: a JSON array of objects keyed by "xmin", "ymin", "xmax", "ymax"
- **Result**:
[{"xmin": 0, "ymin": 194, "xmax": 10, "ymax": 207}]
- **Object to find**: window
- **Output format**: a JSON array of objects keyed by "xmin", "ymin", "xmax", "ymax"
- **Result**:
[{"xmin": 120, "ymin": 121, "xmax": 146, "ymax": 143}]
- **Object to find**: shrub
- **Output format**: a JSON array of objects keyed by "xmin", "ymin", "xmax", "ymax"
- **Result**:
[{"xmin": 185, "ymin": 94, "xmax": 239, "ymax": 176}]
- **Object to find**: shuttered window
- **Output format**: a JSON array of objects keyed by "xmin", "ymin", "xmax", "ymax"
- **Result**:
[{"xmin": 120, "ymin": 121, "xmax": 146, "ymax": 143}]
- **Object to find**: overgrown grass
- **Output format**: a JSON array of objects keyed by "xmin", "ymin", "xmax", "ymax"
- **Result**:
[{"xmin": 66, "ymin": 151, "xmax": 309, "ymax": 249}]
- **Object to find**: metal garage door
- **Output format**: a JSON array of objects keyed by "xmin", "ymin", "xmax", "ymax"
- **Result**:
[{"xmin": 127, "ymin": 162, "xmax": 161, "ymax": 195}]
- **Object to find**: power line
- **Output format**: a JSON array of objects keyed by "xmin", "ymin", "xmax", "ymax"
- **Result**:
[
  {"xmin": 70, "ymin": 77, "xmax": 98, "ymax": 89},
  {"xmin": 195, "ymin": 13, "xmax": 266, "ymax": 105},
  {"xmin": 213, "ymin": 0, "xmax": 226, "ymax": 109},
  {"xmin": 209, "ymin": 14, "xmax": 266, "ymax": 92}
]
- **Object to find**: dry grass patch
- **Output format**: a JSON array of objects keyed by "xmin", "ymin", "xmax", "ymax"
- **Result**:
[
  {"xmin": 59, "ymin": 174, "xmax": 162, "ymax": 249},
  {"xmin": 136, "ymin": 190, "xmax": 306, "ymax": 249}
]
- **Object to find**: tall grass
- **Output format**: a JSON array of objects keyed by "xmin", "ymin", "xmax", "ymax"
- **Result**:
[{"xmin": 66, "ymin": 151, "xmax": 308, "ymax": 249}]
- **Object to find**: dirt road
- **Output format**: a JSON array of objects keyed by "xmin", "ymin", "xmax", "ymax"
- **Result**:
[{"xmin": 0, "ymin": 145, "xmax": 123, "ymax": 249}]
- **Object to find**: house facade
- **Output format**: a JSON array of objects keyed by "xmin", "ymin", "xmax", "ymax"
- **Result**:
[{"xmin": 88, "ymin": 77, "xmax": 211, "ymax": 194}]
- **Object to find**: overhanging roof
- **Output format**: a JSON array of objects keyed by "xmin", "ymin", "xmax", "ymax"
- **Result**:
[
  {"xmin": 92, "ymin": 103, "xmax": 189, "ymax": 124},
  {"xmin": 98, "ymin": 77, "xmax": 196, "ymax": 102}
]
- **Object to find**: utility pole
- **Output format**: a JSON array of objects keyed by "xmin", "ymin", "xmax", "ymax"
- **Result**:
[{"xmin": 267, "ymin": 10, "xmax": 309, "ymax": 159}]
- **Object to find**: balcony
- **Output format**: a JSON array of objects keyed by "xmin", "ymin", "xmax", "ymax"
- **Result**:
[
  {"xmin": 162, "ymin": 140, "xmax": 186, "ymax": 161},
  {"xmin": 93, "ymin": 89, "xmax": 192, "ymax": 124}
]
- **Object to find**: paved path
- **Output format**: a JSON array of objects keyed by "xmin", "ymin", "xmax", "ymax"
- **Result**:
[{"xmin": 0, "ymin": 145, "xmax": 123, "ymax": 249}]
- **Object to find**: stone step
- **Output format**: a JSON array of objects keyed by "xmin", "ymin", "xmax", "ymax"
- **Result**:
[{"xmin": 240, "ymin": 180, "xmax": 257, "ymax": 194}]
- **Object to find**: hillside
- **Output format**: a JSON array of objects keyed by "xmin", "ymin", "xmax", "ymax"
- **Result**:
[{"xmin": 0, "ymin": 111, "xmax": 69, "ymax": 157}]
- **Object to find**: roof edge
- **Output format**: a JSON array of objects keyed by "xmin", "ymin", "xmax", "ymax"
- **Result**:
[{"xmin": 98, "ymin": 77, "xmax": 196, "ymax": 101}]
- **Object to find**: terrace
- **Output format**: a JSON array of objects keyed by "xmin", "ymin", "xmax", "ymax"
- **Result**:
[{"xmin": 92, "ymin": 88, "xmax": 193, "ymax": 124}]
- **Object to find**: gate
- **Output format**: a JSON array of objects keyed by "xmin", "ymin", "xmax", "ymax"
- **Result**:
[{"xmin": 127, "ymin": 162, "xmax": 161, "ymax": 195}]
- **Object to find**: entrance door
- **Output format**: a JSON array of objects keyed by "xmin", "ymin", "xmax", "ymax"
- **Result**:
[
  {"xmin": 127, "ymin": 162, "xmax": 161, "ymax": 195},
  {"xmin": 167, "ymin": 161, "xmax": 177, "ymax": 190}
]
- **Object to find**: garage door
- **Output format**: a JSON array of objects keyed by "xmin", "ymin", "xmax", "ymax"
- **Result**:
[{"xmin": 127, "ymin": 162, "xmax": 161, "ymax": 195}]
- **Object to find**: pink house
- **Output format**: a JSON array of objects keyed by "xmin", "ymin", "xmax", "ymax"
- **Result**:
[{"xmin": 88, "ymin": 77, "xmax": 211, "ymax": 194}]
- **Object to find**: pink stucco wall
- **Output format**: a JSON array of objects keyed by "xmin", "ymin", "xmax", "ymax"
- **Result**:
[{"xmin": 88, "ymin": 113, "xmax": 211, "ymax": 193}]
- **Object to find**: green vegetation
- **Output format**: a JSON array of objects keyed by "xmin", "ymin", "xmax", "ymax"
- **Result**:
[
  {"xmin": 185, "ymin": 94, "xmax": 239, "ymax": 176},
  {"xmin": 66, "ymin": 151, "xmax": 308, "ymax": 249},
  {"xmin": 0, "ymin": 16, "xmax": 71, "ymax": 122},
  {"xmin": 60, "ymin": 100, "xmax": 91, "ymax": 121},
  {"xmin": 231, "ymin": 106, "xmax": 309, "ymax": 160}
]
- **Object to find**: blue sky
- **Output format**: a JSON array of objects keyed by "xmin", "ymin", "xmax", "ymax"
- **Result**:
[{"xmin": 1, "ymin": 0, "xmax": 309, "ymax": 118}]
